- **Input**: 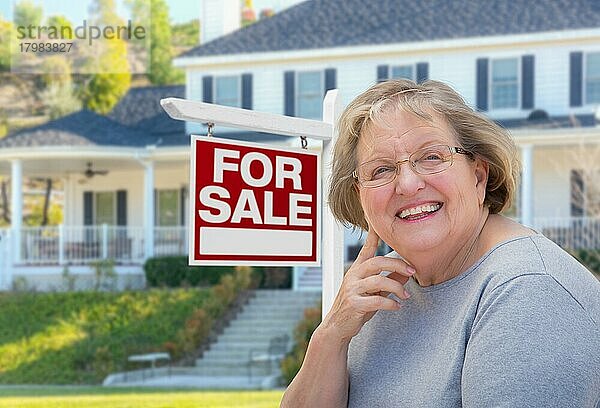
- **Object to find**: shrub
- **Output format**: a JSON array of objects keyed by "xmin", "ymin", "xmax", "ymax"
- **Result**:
[
  {"xmin": 251, "ymin": 266, "xmax": 293, "ymax": 289},
  {"xmin": 143, "ymin": 256, "xmax": 236, "ymax": 287},
  {"xmin": 144, "ymin": 256, "xmax": 292, "ymax": 289},
  {"xmin": 174, "ymin": 265, "xmax": 253, "ymax": 357},
  {"xmin": 570, "ymin": 249, "xmax": 600, "ymax": 276},
  {"xmin": 281, "ymin": 302, "xmax": 322, "ymax": 385},
  {"xmin": 90, "ymin": 259, "xmax": 116, "ymax": 291}
]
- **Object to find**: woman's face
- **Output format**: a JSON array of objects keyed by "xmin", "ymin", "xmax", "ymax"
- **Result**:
[{"xmin": 355, "ymin": 109, "xmax": 488, "ymax": 258}]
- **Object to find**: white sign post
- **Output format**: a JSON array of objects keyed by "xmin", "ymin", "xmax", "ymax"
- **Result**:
[{"xmin": 161, "ymin": 92, "xmax": 344, "ymax": 318}]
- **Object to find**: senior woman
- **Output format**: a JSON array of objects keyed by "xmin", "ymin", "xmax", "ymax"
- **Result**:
[{"xmin": 281, "ymin": 79, "xmax": 600, "ymax": 407}]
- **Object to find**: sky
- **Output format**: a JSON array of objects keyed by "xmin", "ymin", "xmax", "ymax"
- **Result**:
[{"xmin": 0, "ymin": 0, "xmax": 305, "ymax": 24}]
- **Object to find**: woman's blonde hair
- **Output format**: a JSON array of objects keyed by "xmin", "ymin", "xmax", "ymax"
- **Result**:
[{"xmin": 328, "ymin": 79, "xmax": 521, "ymax": 231}]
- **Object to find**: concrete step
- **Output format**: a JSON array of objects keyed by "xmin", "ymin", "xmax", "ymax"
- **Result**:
[
  {"xmin": 216, "ymin": 333, "xmax": 293, "ymax": 344},
  {"xmin": 194, "ymin": 289, "xmax": 316, "ymax": 379},
  {"xmin": 226, "ymin": 319, "xmax": 298, "ymax": 327},
  {"xmin": 209, "ymin": 341, "xmax": 277, "ymax": 352},
  {"xmin": 236, "ymin": 306, "xmax": 312, "ymax": 316},
  {"xmin": 194, "ymin": 363, "xmax": 278, "ymax": 377},
  {"xmin": 246, "ymin": 299, "xmax": 319, "ymax": 307}
]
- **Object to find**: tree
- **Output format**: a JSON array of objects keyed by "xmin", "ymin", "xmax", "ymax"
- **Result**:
[
  {"xmin": 13, "ymin": 0, "xmax": 43, "ymax": 28},
  {"xmin": 172, "ymin": 19, "xmax": 199, "ymax": 48},
  {"xmin": 46, "ymin": 15, "xmax": 73, "ymax": 38},
  {"xmin": 0, "ymin": 16, "xmax": 13, "ymax": 72},
  {"xmin": 40, "ymin": 81, "xmax": 82, "ymax": 119},
  {"xmin": 128, "ymin": 0, "xmax": 183, "ymax": 85},
  {"xmin": 81, "ymin": 0, "xmax": 131, "ymax": 114}
]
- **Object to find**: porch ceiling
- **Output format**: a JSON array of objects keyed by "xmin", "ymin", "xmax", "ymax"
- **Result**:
[{"xmin": 0, "ymin": 149, "xmax": 189, "ymax": 178}]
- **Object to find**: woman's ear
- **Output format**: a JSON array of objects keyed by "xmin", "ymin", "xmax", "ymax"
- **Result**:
[{"xmin": 474, "ymin": 159, "xmax": 489, "ymax": 206}]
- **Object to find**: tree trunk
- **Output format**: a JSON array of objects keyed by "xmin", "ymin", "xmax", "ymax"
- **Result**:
[
  {"xmin": 1, "ymin": 180, "xmax": 10, "ymax": 224},
  {"xmin": 41, "ymin": 178, "xmax": 52, "ymax": 226}
]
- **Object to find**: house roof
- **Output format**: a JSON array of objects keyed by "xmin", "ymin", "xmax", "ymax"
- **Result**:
[
  {"xmin": 0, "ymin": 110, "xmax": 160, "ymax": 149},
  {"xmin": 180, "ymin": 0, "xmax": 600, "ymax": 59},
  {"xmin": 0, "ymin": 85, "xmax": 290, "ymax": 149},
  {"xmin": 107, "ymin": 85, "xmax": 186, "ymax": 140}
]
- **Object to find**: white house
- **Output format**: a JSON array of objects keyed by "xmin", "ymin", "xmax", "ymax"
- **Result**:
[{"xmin": 1, "ymin": 0, "xmax": 599, "ymax": 290}]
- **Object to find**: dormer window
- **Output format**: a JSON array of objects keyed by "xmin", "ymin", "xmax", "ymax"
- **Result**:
[
  {"xmin": 215, "ymin": 76, "xmax": 241, "ymax": 107},
  {"xmin": 491, "ymin": 58, "xmax": 519, "ymax": 109},
  {"xmin": 391, "ymin": 65, "xmax": 414, "ymax": 80},
  {"xmin": 476, "ymin": 55, "xmax": 533, "ymax": 112},
  {"xmin": 585, "ymin": 52, "xmax": 600, "ymax": 104},
  {"xmin": 296, "ymin": 71, "xmax": 323, "ymax": 120}
]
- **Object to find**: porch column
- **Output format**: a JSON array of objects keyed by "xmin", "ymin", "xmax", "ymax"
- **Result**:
[
  {"xmin": 520, "ymin": 144, "xmax": 534, "ymax": 228},
  {"xmin": 11, "ymin": 159, "xmax": 22, "ymax": 263},
  {"xmin": 143, "ymin": 160, "xmax": 154, "ymax": 258}
]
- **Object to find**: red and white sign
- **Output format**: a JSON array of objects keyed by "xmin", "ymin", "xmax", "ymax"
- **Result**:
[{"xmin": 189, "ymin": 136, "xmax": 320, "ymax": 266}]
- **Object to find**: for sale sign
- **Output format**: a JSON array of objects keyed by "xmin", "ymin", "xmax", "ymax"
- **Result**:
[{"xmin": 189, "ymin": 136, "xmax": 320, "ymax": 266}]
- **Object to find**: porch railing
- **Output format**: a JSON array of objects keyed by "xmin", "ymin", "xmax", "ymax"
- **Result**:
[
  {"xmin": 18, "ymin": 225, "xmax": 187, "ymax": 265},
  {"xmin": 534, "ymin": 217, "xmax": 600, "ymax": 250},
  {"xmin": 8, "ymin": 217, "xmax": 600, "ymax": 266}
]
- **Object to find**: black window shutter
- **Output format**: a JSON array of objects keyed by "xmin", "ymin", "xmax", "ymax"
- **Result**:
[
  {"xmin": 377, "ymin": 65, "xmax": 389, "ymax": 82},
  {"xmin": 83, "ymin": 191, "xmax": 93, "ymax": 225},
  {"xmin": 180, "ymin": 187, "xmax": 186, "ymax": 226},
  {"xmin": 284, "ymin": 71, "xmax": 295, "ymax": 116},
  {"xmin": 116, "ymin": 190, "xmax": 127, "ymax": 226},
  {"xmin": 521, "ymin": 55, "xmax": 535, "ymax": 110},
  {"xmin": 416, "ymin": 62, "xmax": 429, "ymax": 83},
  {"xmin": 570, "ymin": 169, "xmax": 584, "ymax": 216},
  {"xmin": 476, "ymin": 58, "xmax": 489, "ymax": 111},
  {"xmin": 570, "ymin": 52, "xmax": 583, "ymax": 107},
  {"xmin": 325, "ymin": 68, "xmax": 336, "ymax": 92},
  {"xmin": 202, "ymin": 76, "xmax": 213, "ymax": 103},
  {"xmin": 241, "ymin": 73, "xmax": 252, "ymax": 109}
]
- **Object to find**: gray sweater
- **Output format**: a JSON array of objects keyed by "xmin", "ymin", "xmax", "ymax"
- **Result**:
[{"xmin": 347, "ymin": 235, "xmax": 600, "ymax": 407}]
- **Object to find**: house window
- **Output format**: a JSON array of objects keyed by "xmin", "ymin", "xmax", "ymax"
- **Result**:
[
  {"xmin": 156, "ymin": 189, "xmax": 179, "ymax": 226},
  {"xmin": 585, "ymin": 52, "xmax": 600, "ymax": 104},
  {"xmin": 296, "ymin": 71, "xmax": 323, "ymax": 119},
  {"xmin": 215, "ymin": 76, "xmax": 240, "ymax": 107},
  {"xmin": 491, "ymin": 58, "xmax": 519, "ymax": 109},
  {"xmin": 391, "ymin": 65, "xmax": 414, "ymax": 80},
  {"xmin": 95, "ymin": 192, "xmax": 116, "ymax": 225}
]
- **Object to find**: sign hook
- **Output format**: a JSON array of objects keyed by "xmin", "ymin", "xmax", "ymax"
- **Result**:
[
  {"xmin": 300, "ymin": 136, "xmax": 308, "ymax": 149},
  {"xmin": 206, "ymin": 122, "xmax": 215, "ymax": 137}
]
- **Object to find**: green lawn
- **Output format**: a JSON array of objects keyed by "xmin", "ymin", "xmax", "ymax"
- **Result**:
[{"xmin": 0, "ymin": 386, "xmax": 285, "ymax": 407}]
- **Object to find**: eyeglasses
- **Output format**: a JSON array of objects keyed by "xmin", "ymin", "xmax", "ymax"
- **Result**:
[{"xmin": 353, "ymin": 144, "xmax": 472, "ymax": 188}]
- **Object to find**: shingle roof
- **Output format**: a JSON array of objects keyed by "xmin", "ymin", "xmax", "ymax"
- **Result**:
[
  {"xmin": 0, "ymin": 85, "xmax": 292, "ymax": 149},
  {"xmin": 108, "ymin": 85, "xmax": 185, "ymax": 137},
  {"xmin": 0, "ymin": 110, "xmax": 160, "ymax": 148},
  {"xmin": 181, "ymin": 0, "xmax": 600, "ymax": 58}
]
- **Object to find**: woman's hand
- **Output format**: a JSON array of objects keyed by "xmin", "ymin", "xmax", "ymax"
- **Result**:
[{"xmin": 320, "ymin": 227, "xmax": 415, "ymax": 343}]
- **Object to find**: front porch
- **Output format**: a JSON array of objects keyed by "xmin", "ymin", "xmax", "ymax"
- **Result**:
[
  {"xmin": 13, "ymin": 225, "xmax": 188, "ymax": 265},
  {"xmin": 1, "ymin": 216, "xmax": 599, "ymax": 291},
  {"xmin": 0, "ymin": 225, "xmax": 188, "ymax": 291}
]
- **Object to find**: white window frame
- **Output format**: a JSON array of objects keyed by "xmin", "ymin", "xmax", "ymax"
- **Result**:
[
  {"xmin": 296, "ymin": 70, "xmax": 324, "ymax": 120},
  {"xmin": 214, "ymin": 75, "xmax": 241, "ymax": 108},
  {"xmin": 155, "ymin": 189, "xmax": 180, "ymax": 227},
  {"xmin": 489, "ymin": 57, "xmax": 521, "ymax": 111},
  {"xmin": 390, "ymin": 64, "xmax": 415, "ymax": 80},
  {"xmin": 93, "ymin": 191, "xmax": 116, "ymax": 225},
  {"xmin": 584, "ymin": 51, "xmax": 600, "ymax": 105}
]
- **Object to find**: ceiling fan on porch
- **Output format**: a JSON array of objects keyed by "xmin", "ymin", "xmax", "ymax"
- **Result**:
[{"xmin": 78, "ymin": 162, "xmax": 109, "ymax": 184}]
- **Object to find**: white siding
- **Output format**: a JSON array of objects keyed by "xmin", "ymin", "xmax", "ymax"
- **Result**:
[
  {"xmin": 71, "ymin": 170, "xmax": 145, "ymax": 228},
  {"xmin": 533, "ymin": 147, "xmax": 572, "ymax": 219}
]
